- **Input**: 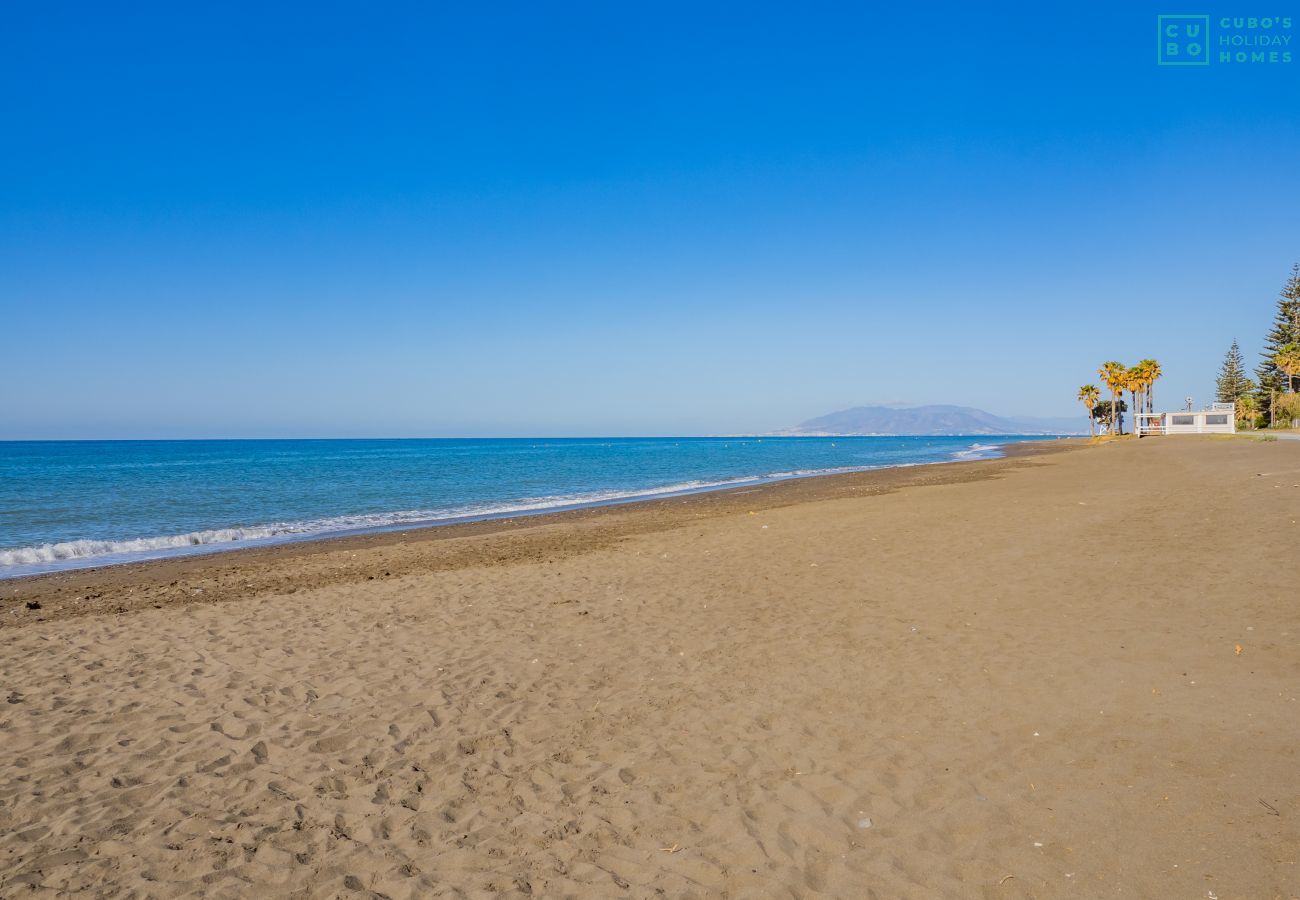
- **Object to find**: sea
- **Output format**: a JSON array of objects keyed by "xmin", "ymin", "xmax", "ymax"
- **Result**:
[{"xmin": 0, "ymin": 436, "xmax": 1062, "ymax": 578}]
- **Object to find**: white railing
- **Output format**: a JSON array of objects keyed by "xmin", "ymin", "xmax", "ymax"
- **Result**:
[{"xmin": 1135, "ymin": 413, "xmax": 1165, "ymax": 436}]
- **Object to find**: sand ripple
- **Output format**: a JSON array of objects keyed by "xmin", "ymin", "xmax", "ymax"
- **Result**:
[{"xmin": 2, "ymin": 437, "xmax": 1297, "ymax": 897}]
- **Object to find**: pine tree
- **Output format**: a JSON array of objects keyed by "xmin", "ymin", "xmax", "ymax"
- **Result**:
[
  {"xmin": 1215, "ymin": 340, "xmax": 1250, "ymax": 403},
  {"xmin": 1255, "ymin": 264, "xmax": 1300, "ymax": 407}
]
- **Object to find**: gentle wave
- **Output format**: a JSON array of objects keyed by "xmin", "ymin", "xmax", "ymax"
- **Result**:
[
  {"xmin": 0, "ymin": 528, "xmax": 294, "ymax": 566},
  {"xmin": 0, "ymin": 472, "xmax": 838, "ymax": 569},
  {"xmin": 0, "ymin": 449, "xmax": 1007, "ymax": 574},
  {"xmin": 951, "ymin": 442, "xmax": 1002, "ymax": 459}
]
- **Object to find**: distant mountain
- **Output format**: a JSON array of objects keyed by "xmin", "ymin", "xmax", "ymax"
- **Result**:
[{"xmin": 786, "ymin": 405, "xmax": 1085, "ymax": 436}]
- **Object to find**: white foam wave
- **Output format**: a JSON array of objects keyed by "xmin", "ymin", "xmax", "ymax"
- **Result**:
[
  {"xmin": 0, "ymin": 450, "xmax": 1008, "ymax": 575},
  {"xmin": 951, "ymin": 442, "xmax": 1001, "ymax": 460},
  {"xmin": 0, "ymin": 475, "xmax": 803, "ymax": 571}
]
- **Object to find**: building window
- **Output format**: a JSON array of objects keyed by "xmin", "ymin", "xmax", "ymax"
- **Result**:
[
  {"xmin": 1205, "ymin": 414, "xmax": 1229, "ymax": 425},
  {"xmin": 1172, "ymin": 415, "xmax": 1195, "ymax": 426}
]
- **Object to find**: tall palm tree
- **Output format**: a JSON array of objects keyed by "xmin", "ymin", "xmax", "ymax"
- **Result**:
[
  {"xmin": 1276, "ymin": 343, "xmax": 1300, "ymax": 393},
  {"xmin": 1236, "ymin": 393, "xmax": 1259, "ymax": 429},
  {"xmin": 1137, "ymin": 359, "xmax": 1162, "ymax": 413},
  {"xmin": 1077, "ymin": 385, "xmax": 1099, "ymax": 437},
  {"xmin": 1099, "ymin": 361, "xmax": 1127, "ymax": 434},
  {"xmin": 1124, "ymin": 366, "xmax": 1146, "ymax": 433}
]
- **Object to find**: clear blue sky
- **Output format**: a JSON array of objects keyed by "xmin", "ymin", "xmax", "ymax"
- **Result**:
[{"xmin": 3, "ymin": 2, "xmax": 1297, "ymax": 438}]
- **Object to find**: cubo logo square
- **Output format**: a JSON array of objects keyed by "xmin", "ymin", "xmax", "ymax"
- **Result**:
[{"xmin": 1158, "ymin": 15, "xmax": 1211, "ymax": 64}]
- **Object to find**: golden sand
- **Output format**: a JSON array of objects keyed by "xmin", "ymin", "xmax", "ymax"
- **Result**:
[{"xmin": 2, "ymin": 437, "xmax": 1297, "ymax": 897}]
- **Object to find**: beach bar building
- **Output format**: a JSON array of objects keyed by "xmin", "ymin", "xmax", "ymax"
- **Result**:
[{"xmin": 1136, "ymin": 403, "xmax": 1236, "ymax": 436}]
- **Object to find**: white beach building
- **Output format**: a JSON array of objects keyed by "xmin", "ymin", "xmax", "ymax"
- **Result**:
[{"xmin": 1135, "ymin": 403, "xmax": 1236, "ymax": 436}]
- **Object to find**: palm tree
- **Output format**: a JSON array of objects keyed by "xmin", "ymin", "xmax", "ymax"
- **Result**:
[
  {"xmin": 1123, "ymin": 364, "xmax": 1144, "ymax": 431},
  {"xmin": 1276, "ymin": 343, "xmax": 1300, "ymax": 393},
  {"xmin": 1077, "ymin": 385, "xmax": 1100, "ymax": 436},
  {"xmin": 1236, "ymin": 392, "xmax": 1259, "ymax": 429},
  {"xmin": 1099, "ymin": 361, "xmax": 1127, "ymax": 434},
  {"xmin": 1137, "ymin": 359, "xmax": 1162, "ymax": 413}
]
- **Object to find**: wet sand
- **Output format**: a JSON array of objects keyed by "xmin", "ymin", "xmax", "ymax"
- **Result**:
[{"xmin": 1, "ymin": 436, "xmax": 1297, "ymax": 897}]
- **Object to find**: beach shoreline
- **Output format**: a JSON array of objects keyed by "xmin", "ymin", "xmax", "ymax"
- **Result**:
[
  {"xmin": 2, "ymin": 435, "xmax": 1297, "ymax": 897},
  {"xmin": 0, "ymin": 435, "xmax": 1057, "ymax": 581},
  {"xmin": 1, "ymin": 438, "xmax": 1076, "ymax": 625}
]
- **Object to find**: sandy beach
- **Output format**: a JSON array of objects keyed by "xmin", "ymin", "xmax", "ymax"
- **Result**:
[{"xmin": 2, "ymin": 436, "xmax": 1297, "ymax": 898}]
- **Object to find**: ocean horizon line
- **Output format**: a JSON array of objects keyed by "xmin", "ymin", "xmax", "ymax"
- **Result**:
[{"xmin": 0, "ymin": 431, "xmax": 1082, "ymax": 443}]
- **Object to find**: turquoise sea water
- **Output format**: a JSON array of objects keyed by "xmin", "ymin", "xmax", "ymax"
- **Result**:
[{"xmin": 0, "ymin": 436, "xmax": 1060, "ymax": 577}]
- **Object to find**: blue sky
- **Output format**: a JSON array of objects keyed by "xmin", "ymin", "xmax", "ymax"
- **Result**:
[{"xmin": 2, "ymin": 2, "xmax": 1297, "ymax": 438}]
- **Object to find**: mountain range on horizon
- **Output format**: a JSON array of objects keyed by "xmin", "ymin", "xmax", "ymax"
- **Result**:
[{"xmin": 784, "ymin": 404, "xmax": 1086, "ymax": 436}]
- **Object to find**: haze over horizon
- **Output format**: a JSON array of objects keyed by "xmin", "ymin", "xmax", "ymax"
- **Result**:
[
  {"xmin": 0, "ymin": 402, "xmax": 1087, "ymax": 442},
  {"xmin": 4, "ymin": 2, "xmax": 1298, "ymax": 439}
]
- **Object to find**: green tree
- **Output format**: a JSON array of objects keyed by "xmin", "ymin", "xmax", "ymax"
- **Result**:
[
  {"xmin": 1275, "ymin": 392, "xmax": 1300, "ymax": 428},
  {"xmin": 1255, "ymin": 264, "xmax": 1300, "ymax": 410},
  {"xmin": 1091, "ymin": 399, "xmax": 1127, "ymax": 432},
  {"xmin": 1274, "ymin": 392, "xmax": 1300, "ymax": 426},
  {"xmin": 1215, "ymin": 340, "xmax": 1251, "ymax": 403},
  {"xmin": 1276, "ymin": 343, "xmax": 1300, "ymax": 393},
  {"xmin": 1236, "ymin": 384, "xmax": 1259, "ymax": 429}
]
